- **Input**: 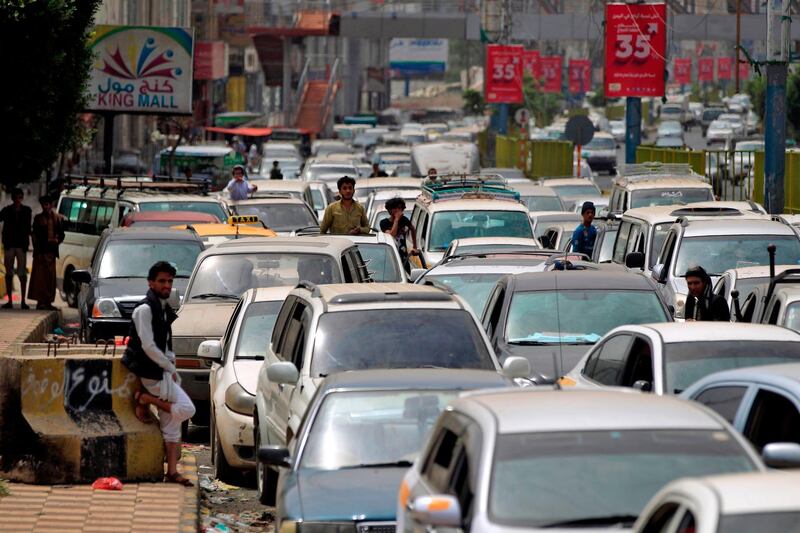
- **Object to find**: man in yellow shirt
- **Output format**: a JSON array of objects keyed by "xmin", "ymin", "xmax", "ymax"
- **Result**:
[{"xmin": 319, "ymin": 176, "xmax": 371, "ymax": 235}]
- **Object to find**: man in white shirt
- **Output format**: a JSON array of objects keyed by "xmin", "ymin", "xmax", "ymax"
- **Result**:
[{"xmin": 226, "ymin": 164, "xmax": 257, "ymax": 200}]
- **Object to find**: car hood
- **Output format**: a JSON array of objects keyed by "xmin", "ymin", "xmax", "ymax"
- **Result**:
[
  {"xmin": 233, "ymin": 360, "xmax": 263, "ymax": 396},
  {"xmin": 500, "ymin": 342, "xmax": 592, "ymax": 380},
  {"xmin": 289, "ymin": 467, "xmax": 406, "ymax": 522},
  {"xmin": 96, "ymin": 278, "xmax": 190, "ymax": 301},
  {"xmin": 172, "ymin": 301, "xmax": 237, "ymax": 338}
]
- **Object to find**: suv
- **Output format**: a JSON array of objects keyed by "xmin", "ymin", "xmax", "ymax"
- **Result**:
[
  {"xmin": 172, "ymin": 236, "xmax": 371, "ymax": 422},
  {"xmin": 409, "ymin": 176, "xmax": 535, "ymax": 267},
  {"xmin": 581, "ymin": 132, "xmax": 617, "ymax": 173},
  {"xmin": 254, "ymin": 282, "xmax": 529, "ymax": 503},
  {"xmin": 608, "ymin": 163, "xmax": 714, "ymax": 213},
  {"xmin": 650, "ymin": 217, "xmax": 800, "ymax": 317}
]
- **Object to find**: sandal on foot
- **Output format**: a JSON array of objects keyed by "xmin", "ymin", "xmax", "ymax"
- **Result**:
[
  {"xmin": 165, "ymin": 472, "xmax": 193, "ymax": 487},
  {"xmin": 1, "ymin": 302, "xmax": 12, "ymax": 309}
]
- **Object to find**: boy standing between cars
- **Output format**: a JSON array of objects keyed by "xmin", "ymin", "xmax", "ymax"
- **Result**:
[
  {"xmin": 226, "ymin": 165, "xmax": 257, "ymax": 200},
  {"xmin": 370, "ymin": 163, "xmax": 388, "ymax": 177},
  {"xmin": 122, "ymin": 261, "xmax": 195, "ymax": 486},
  {"xmin": 0, "ymin": 188, "xmax": 32, "ymax": 309},
  {"xmin": 684, "ymin": 265, "xmax": 730, "ymax": 321},
  {"xmin": 29, "ymin": 195, "xmax": 64, "ymax": 310},
  {"xmin": 571, "ymin": 201, "xmax": 597, "ymax": 257},
  {"xmin": 269, "ymin": 160, "xmax": 283, "ymax": 180},
  {"xmin": 320, "ymin": 176, "xmax": 370, "ymax": 235},
  {"xmin": 380, "ymin": 197, "xmax": 418, "ymax": 272}
]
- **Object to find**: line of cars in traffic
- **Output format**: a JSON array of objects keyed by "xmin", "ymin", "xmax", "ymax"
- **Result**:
[{"xmin": 57, "ymin": 129, "xmax": 800, "ymax": 531}]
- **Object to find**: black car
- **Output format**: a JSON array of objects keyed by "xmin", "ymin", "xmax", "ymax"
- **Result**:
[
  {"xmin": 72, "ymin": 227, "xmax": 204, "ymax": 342},
  {"xmin": 480, "ymin": 270, "xmax": 673, "ymax": 382}
]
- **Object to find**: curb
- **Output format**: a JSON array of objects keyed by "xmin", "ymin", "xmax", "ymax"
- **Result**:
[{"xmin": 181, "ymin": 454, "xmax": 200, "ymax": 533}]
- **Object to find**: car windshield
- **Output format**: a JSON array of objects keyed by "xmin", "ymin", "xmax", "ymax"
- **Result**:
[
  {"xmin": 428, "ymin": 211, "xmax": 533, "ymax": 251},
  {"xmin": 506, "ymin": 290, "xmax": 668, "ymax": 345},
  {"xmin": 187, "ymin": 253, "xmax": 341, "ymax": 300},
  {"xmin": 233, "ymin": 204, "xmax": 318, "ymax": 232},
  {"xmin": 139, "ymin": 201, "xmax": 227, "ymax": 222},
  {"xmin": 489, "ymin": 430, "xmax": 755, "ymax": 528},
  {"xmin": 674, "ymin": 235, "xmax": 800, "ymax": 276},
  {"xmin": 300, "ymin": 389, "xmax": 458, "ymax": 470},
  {"xmin": 311, "ymin": 309, "xmax": 495, "ymax": 376},
  {"xmin": 703, "ymin": 109, "xmax": 724, "ymax": 121},
  {"xmin": 424, "ymin": 273, "xmax": 505, "ymax": 315},
  {"xmin": 458, "ymin": 244, "xmax": 539, "ymax": 255},
  {"xmin": 665, "ymin": 340, "xmax": 800, "ymax": 393},
  {"xmin": 549, "ymin": 184, "xmax": 600, "ymax": 197},
  {"xmin": 718, "ymin": 512, "xmax": 800, "ymax": 533},
  {"xmin": 630, "ymin": 188, "xmax": 713, "ymax": 208},
  {"xmin": 585, "ymin": 137, "xmax": 615, "ymax": 150},
  {"xmin": 234, "ymin": 300, "xmax": 282, "ymax": 360},
  {"xmin": 520, "ymin": 195, "xmax": 564, "ymax": 211},
  {"xmin": 356, "ymin": 243, "xmax": 402, "ymax": 282},
  {"xmin": 98, "ymin": 240, "xmax": 201, "ymax": 279}
]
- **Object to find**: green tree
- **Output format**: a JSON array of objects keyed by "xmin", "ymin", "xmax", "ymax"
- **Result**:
[
  {"xmin": 745, "ymin": 75, "xmax": 766, "ymax": 124},
  {"xmin": 1, "ymin": 0, "xmax": 101, "ymax": 189},
  {"xmin": 509, "ymin": 74, "xmax": 563, "ymax": 128},
  {"xmin": 462, "ymin": 89, "xmax": 485, "ymax": 115}
]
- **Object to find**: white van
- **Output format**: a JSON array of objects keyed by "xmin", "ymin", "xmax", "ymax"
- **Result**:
[{"xmin": 410, "ymin": 142, "xmax": 480, "ymax": 177}]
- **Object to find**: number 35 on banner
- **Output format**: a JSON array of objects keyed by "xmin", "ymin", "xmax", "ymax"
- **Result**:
[
  {"xmin": 485, "ymin": 44, "xmax": 523, "ymax": 104},
  {"xmin": 605, "ymin": 2, "xmax": 666, "ymax": 97}
]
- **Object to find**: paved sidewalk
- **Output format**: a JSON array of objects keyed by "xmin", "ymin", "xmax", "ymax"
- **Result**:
[
  {"xmin": 0, "ymin": 307, "xmax": 59, "ymax": 354},
  {"xmin": 0, "ymin": 455, "xmax": 199, "ymax": 533}
]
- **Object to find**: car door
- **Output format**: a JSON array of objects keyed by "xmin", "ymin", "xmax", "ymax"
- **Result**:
[
  {"xmin": 272, "ymin": 300, "xmax": 310, "ymax": 445},
  {"xmin": 741, "ymin": 386, "xmax": 800, "ymax": 451},
  {"xmin": 612, "ymin": 220, "xmax": 633, "ymax": 265},
  {"xmin": 261, "ymin": 295, "xmax": 296, "ymax": 445},
  {"xmin": 690, "ymin": 383, "xmax": 750, "ymax": 426},
  {"xmin": 211, "ymin": 299, "xmax": 242, "ymax": 413}
]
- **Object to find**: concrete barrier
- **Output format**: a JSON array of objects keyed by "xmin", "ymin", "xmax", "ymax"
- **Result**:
[{"xmin": 0, "ymin": 345, "xmax": 164, "ymax": 484}]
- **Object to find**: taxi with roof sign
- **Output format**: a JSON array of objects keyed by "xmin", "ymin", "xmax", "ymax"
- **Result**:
[{"xmin": 173, "ymin": 215, "xmax": 277, "ymax": 248}]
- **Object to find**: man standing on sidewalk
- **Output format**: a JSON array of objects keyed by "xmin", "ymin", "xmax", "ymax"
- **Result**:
[
  {"xmin": 0, "ymin": 188, "xmax": 32, "ymax": 309},
  {"xmin": 122, "ymin": 261, "xmax": 196, "ymax": 486},
  {"xmin": 29, "ymin": 195, "xmax": 63, "ymax": 310}
]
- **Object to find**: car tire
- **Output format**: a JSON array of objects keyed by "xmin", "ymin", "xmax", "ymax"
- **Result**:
[
  {"xmin": 63, "ymin": 269, "xmax": 78, "ymax": 309},
  {"xmin": 210, "ymin": 410, "xmax": 236, "ymax": 482},
  {"xmin": 255, "ymin": 423, "xmax": 277, "ymax": 506}
]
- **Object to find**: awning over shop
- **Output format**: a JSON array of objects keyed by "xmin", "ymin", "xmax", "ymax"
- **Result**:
[{"xmin": 205, "ymin": 126, "xmax": 273, "ymax": 137}]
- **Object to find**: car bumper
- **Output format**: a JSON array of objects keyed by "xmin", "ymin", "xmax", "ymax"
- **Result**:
[
  {"xmin": 217, "ymin": 405, "xmax": 256, "ymax": 468},
  {"xmin": 87, "ymin": 318, "xmax": 131, "ymax": 342},
  {"xmin": 178, "ymin": 368, "xmax": 211, "ymax": 402}
]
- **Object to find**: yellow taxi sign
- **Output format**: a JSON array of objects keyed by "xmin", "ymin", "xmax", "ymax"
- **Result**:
[{"xmin": 227, "ymin": 215, "xmax": 261, "ymax": 225}]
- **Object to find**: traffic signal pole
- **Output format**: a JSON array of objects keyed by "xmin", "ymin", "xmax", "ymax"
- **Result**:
[
  {"xmin": 764, "ymin": 0, "xmax": 790, "ymax": 213},
  {"xmin": 625, "ymin": 97, "xmax": 642, "ymax": 164}
]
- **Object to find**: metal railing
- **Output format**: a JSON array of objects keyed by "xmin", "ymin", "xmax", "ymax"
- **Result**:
[
  {"xmin": 290, "ymin": 58, "xmax": 312, "ymax": 126},
  {"xmin": 320, "ymin": 57, "xmax": 341, "ymax": 137}
]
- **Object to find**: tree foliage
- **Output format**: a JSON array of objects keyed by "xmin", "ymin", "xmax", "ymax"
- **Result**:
[
  {"xmin": 1, "ymin": 0, "xmax": 101, "ymax": 189},
  {"xmin": 508, "ymin": 74, "xmax": 564, "ymax": 129},
  {"xmin": 462, "ymin": 89, "xmax": 485, "ymax": 115}
]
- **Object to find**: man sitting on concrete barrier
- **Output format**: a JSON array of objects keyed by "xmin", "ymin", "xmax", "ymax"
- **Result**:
[{"xmin": 122, "ymin": 261, "xmax": 195, "ymax": 486}]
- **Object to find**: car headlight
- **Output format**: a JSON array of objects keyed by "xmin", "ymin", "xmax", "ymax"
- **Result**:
[
  {"xmin": 92, "ymin": 298, "xmax": 122, "ymax": 318},
  {"xmin": 225, "ymin": 382, "xmax": 255, "ymax": 416},
  {"xmin": 674, "ymin": 293, "xmax": 688, "ymax": 319}
]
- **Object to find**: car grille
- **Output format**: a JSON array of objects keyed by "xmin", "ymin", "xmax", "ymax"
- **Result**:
[
  {"xmin": 172, "ymin": 336, "xmax": 208, "ymax": 357},
  {"xmin": 358, "ymin": 523, "xmax": 395, "ymax": 533},
  {"xmin": 116, "ymin": 300, "xmax": 140, "ymax": 318}
]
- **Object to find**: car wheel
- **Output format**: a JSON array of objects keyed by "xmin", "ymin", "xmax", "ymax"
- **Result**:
[
  {"xmin": 63, "ymin": 269, "xmax": 78, "ymax": 308},
  {"xmin": 256, "ymin": 423, "xmax": 277, "ymax": 506},
  {"xmin": 210, "ymin": 410, "xmax": 235, "ymax": 482}
]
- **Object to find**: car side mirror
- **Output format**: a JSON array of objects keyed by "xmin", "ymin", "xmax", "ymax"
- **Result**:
[
  {"xmin": 409, "ymin": 269, "xmax": 426, "ymax": 283},
  {"xmin": 267, "ymin": 361, "xmax": 299, "ymax": 385},
  {"xmin": 258, "ymin": 445, "xmax": 291, "ymax": 468},
  {"xmin": 762, "ymin": 442, "xmax": 800, "ymax": 469},
  {"xmin": 409, "ymin": 495, "xmax": 462, "ymax": 528},
  {"xmin": 197, "ymin": 340, "xmax": 222, "ymax": 361},
  {"xmin": 71, "ymin": 270, "xmax": 92, "ymax": 285},
  {"xmin": 625, "ymin": 252, "xmax": 645, "ymax": 270},
  {"xmin": 651, "ymin": 264, "xmax": 667, "ymax": 284},
  {"xmin": 502, "ymin": 356, "xmax": 531, "ymax": 379},
  {"xmin": 168, "ymin": 288, "xmax": 181, "ymax": 310},
  {"xmin": 632, "ymin": 380, "xmax": 652, "ymax": 392}
]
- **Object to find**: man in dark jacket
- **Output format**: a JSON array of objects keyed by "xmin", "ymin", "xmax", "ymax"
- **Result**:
[
  {"xmin": 684, "ymin": 265, "xmax": 730, "ymax": 321},
  {"xmin": 122, "ymin": 261, "xmax": 195, "ymax": 486},
  {"xmin": 0, "ymin": 188, "xmax": 32, "ymax": 309},
  {"xmin": 28, "ymin": 195, "xmax": 64, "ymax": 310}
]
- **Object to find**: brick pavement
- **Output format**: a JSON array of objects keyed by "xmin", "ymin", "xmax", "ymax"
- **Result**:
[{"xmin": 0, "ymin": 308, "xmax": 59, "ymax": 354}]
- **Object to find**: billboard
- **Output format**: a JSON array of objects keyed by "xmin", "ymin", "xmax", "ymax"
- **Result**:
[
  {"xmin": 568, "ymin": 59, "xmax": 591, "ymax": 95},
  {"xmin": 698, "ymin": 57, "xmax": 714, "ymax": 82},
  {"xmin": 194, "ymin": 41, "xmax": 227, "ymax": 80},
  {"xmin": 674, "ymin": 58, "xmax": 691, "ymax": 85},
  {"xmin": 389, "ymin": 38, "xmax": 448, "ymax": 75},
  {"xmin": 605, "ymin": 2, "xmax": 667, "ymax": 98},
  {"xmin": 523, "ymin": 50, "xmax": 541, "ymax": 81},
  {"xmin": 717, "ymin": 57, "xmax": 734, "ymax": 80},
  {"xmin": 485, "ymin": 44, "xmax": 523, "ymax": 104},
  {"xmin": 541, "ymin": 56, "xmax": 562, "ymax": 94},
  {"xmin": 88, "ymin": 25, "xmax": 194, "ymax": 114}
]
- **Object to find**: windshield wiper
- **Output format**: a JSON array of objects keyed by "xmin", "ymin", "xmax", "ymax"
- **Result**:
[
  {"xmin": 340, "ymin": 460, "xmax": 413, "ymax": 470},
  {"xmin": 541, "ymin": 514, "xmax": 638, "ymax": 528},
  {"xmin": 559, "ymin": 341, "xmax": 596, "ymax": 346},
  {"xmin": 191, "ymin": 293, "xmax": 239, "ymax": 300},
  {"xmin": 508, "ymin": 340, "xmax": 553, "ymax": 346}
]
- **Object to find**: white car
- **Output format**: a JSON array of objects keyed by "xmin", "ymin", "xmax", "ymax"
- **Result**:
[
  {"xmin": 634, "ymin": 471, "xmax": 800, "ymax": 533},
  {"xmin": 198, "ymin": 286, "xmax": 292, "ymax": 480},
  {"xmin": 610, "ymin": 120, "xmax": 625, "ymax": 142},
  {"xmin": 706, "ymin": 120, "xmax": 735, "ymax": 144},
  {"xmin": 719, "ymin": 113, "xmax": 745, "ymax": 138}
]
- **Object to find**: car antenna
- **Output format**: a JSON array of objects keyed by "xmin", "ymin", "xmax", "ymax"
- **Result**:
[{"xmin": 551, "ymin": 352, "xmax": 562, "ymax": 390}]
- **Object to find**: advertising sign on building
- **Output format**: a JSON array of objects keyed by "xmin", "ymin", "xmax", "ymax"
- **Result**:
[
  {"xmin": 389, "ymin": 39, "xmax": 449, "ymax": 75},
  {"xmin": 541, "ymin": 56, "xmax": 563, "ymax": 94},
  {"xmin": 568, "ymin": 59, "xmax": 591, "ymax": 95},
  {"xmin": 698, "ymin": 57, "xmax": 714, "ymax": 82},
  {"xmin": 194, "ymin": 41, "xmax": 227, "ymax": 80},
  {"xmin": 717, "ymin": 57, "xmax": 734, "ymax": 80},
  {"xmin": 484, "ymin": 44, "xmax": 523, "ymax": 103},
  {"xmin": 523, "ymin": 50, "xmax": 541, "ymax": 81},
  {"xmin": 605, "ymin": 2, "xmax": 667, "ymax": 98},
  {"xmin": 674, "ymin": 58, "xmax": 691, "ymax": 85},
  {"xmin": 88, "ymin": 25, "xmax": 194, "ymax": 114}
]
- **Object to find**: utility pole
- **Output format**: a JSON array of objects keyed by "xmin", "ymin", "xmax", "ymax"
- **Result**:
[
  {"xmin": 764, "ymin": 0, "xmax": 790, "ymax": 214},
  {"xmin": 497, "ymin": 0, "xmax": 511, "ymax": 135},
  {"xmin": 735, "ymin": 0, "xmax": 742, "ymax": 93}
]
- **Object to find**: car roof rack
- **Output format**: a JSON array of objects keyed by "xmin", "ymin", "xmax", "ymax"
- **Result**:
[
  {"xmin": 64, "ymin": 174, "xmax": 208, "ymax": 198},
  {"xmin": 672, "ymin": 206, "xmax": 745, "ymax": 220},
  {"xmin": 615, "ymin": 162, "xmax": 707, "ymax": 184},
  {"xmin": 419, "ymin": 174, "xmax": 520, "ymax": 204},
  {"xmin": 327, "ymin": 290, "xmax": 452, "ymax": 305}
]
